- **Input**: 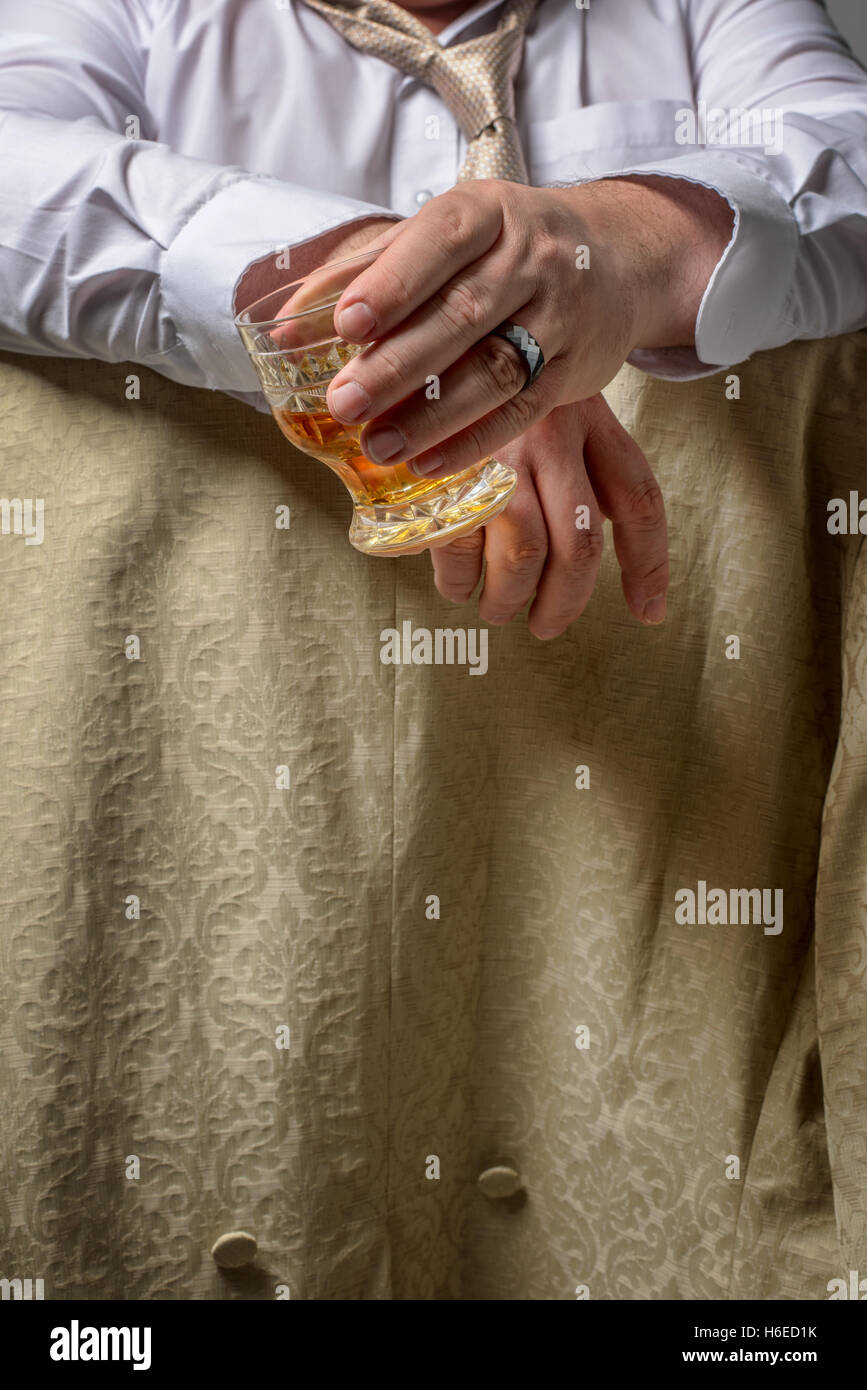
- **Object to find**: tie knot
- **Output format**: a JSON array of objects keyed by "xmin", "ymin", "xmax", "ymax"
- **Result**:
[
  {"xmin": 300, "ymin": 0, "xmax": 541, "ymax": 183},
  {"xmin": 428, "ymin": 25, "xmax": 526, "ymax": 144}
]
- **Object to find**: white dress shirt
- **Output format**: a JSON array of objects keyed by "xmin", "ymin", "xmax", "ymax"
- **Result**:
[{"xmin": 0, "ymin": 0, "xmax": 865, "ymax": 413}]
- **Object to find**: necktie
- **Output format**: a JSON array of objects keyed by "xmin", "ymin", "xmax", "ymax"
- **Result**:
[{"xmin": 298, "ymin": 0, "xmax": 541, "ymax": 184}]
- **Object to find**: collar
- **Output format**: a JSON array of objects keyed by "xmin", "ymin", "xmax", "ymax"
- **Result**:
[{"xmin": 435, "ymin": 0, "xmax": 508, "ymax": 46}]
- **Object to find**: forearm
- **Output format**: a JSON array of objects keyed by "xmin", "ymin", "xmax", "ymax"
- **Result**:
[{"xmin": 0, "ymin": 109, "xmax": 229, "ymax": 378}]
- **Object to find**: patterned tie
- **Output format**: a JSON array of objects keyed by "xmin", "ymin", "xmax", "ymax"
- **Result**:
[{"xmin": 298, "ymin": 0, "xmax": 541, "ymax": 184}]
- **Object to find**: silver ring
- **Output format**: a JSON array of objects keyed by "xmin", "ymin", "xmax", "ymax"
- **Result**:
[{"xmin": 492, "ymin": 320, "xmax": 545, "ymax": 390}]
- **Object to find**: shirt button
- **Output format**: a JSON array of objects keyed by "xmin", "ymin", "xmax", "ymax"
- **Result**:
[
  {"xmin": 415, "ymin": 189, "xmax": 434, "ymax": 206},
  {"xmin": 477, "ymin": 1165, "xmax": 522, "ymax": 1198},
  {"xmin": 210, "ymin": 1231, "xmax": 258, "ymax": 1268}
]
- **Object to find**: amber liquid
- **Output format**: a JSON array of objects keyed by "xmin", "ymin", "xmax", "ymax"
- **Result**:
[{"xmin": 273, "ymin": 402, "xmax": 483, "ymax": 507}]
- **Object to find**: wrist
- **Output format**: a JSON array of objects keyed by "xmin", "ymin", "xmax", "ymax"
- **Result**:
[
  {"xmin": 556, "ymin": 175, "xmax": 734, "ymax": 351},
  {"xmin": 322, "ymin": 215, "xmax": 404, "ymax": 265}
]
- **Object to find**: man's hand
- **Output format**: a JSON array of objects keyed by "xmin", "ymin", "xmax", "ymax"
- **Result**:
[
  {"xmin": 430, "ymin": 394, "xmax": 669, "ymax": 637},
  {"xmin": 320, "ymin": 176, "xmax": 733, "ymax": 479}
]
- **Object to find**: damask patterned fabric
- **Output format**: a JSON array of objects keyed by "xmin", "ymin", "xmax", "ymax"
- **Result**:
[{"xmin": 0, "ymin": 333, "xmax": 865, "ymax": 1300}]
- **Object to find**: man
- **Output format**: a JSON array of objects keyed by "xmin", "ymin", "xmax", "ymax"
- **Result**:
[{"xmin": 0, "ymin": 0, "xmax": 865, "ymax": 638}]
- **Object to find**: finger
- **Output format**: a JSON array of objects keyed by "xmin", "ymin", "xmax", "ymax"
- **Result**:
[
  {"xmin": 327, "ymin": 252, "xmax": 540, "ymax": 427},
  {"xmin": 583, "ymin": 398, "xmax": 669, "ymax": 625},
  {"xmin": 331, "ymin": 187, "xmax": 504, "ymax": 343},
  {"xmin": 527, "ymin": 447, "xmax": 605, "ymax": 639},
  {"xmin": 477, "ymin": 468, "xmax": 548, "ymax": 626},
  {"xmin": 269, "ymin": 221, "xmax": 411, "ymax": 348},
  {"xmin": 399, "ymin": 357, "xmax": 567, "ymax": 481},
  {"xmin": 429, "ymin": 527, "xmax": 486, "ymax": 604},
  {"xmin": 270, "ymin": 259, "xmax": 371, "ymax": 347},
  {"xmin": 353, "ymin": 328, "xmax": 534, "ymax": 466}
]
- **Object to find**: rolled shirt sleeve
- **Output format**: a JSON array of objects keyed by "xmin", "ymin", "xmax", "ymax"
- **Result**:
[
  {"xmin": 0, "ymin": 0, "xmax": 400, "ymax": 403},
  {"xmin": 583, "ymin": 0, "xmax": 867, "ymax": 379},
  {"xmin": 161, "ymin": 177, "xmax": 401, "ymax": 402}
]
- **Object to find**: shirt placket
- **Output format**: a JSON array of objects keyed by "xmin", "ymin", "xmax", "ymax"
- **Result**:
[{"xmin": 390, "ymin": 73, "xmax": 463, "ymax": 215}]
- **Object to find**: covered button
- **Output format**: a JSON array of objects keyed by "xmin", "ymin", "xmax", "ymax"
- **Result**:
[
  {"xmin": 210, "ymin": 1231, "xmax": 258, "ymax": 1268},
  {"xmin": 477, "ymin": 1166, "xmax": 522, "ymax": 1198}
]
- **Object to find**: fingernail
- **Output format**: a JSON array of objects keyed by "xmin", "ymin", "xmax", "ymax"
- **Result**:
[
  {"xmin": 642, "ymin": 594, "xmax": 667, "ymax": 624},
  {"xmin": 336, "ymin": 301, "xmax": 375, "ymax": 338},
  {"xmin": 408, "ymin": 452, "xmax": 444, "ymax": 477},
  {"xmin": 329, "ymin": 380, "xmax": 370, "ymax": 422},
  {"xmin": 364, "ymin": 425, "xmax": 404, "ymax": 463}
]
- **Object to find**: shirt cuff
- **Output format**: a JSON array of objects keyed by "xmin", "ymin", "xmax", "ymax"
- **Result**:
[
  {"xmin": 161, "ymin": 175, "xmax": 402, "ymax": 395},
  {"xmin": 578, "ymin": 152, "xmax": 800, "ymax": 380}
]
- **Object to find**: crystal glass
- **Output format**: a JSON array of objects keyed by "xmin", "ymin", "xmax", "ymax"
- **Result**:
[{"xmin": 234, "ymin": 247, "xmax": 518, "ymax": 556}]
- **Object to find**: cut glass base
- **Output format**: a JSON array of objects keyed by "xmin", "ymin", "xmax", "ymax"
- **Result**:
[{"xmin": 348, "ymin": 458, "xmax": 518, "ymax": 556}]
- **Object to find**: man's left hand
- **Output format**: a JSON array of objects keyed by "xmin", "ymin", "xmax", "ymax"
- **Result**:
[{"xmin": 429, "ymin": 393, "xmax": 669, "ymax": 638}]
